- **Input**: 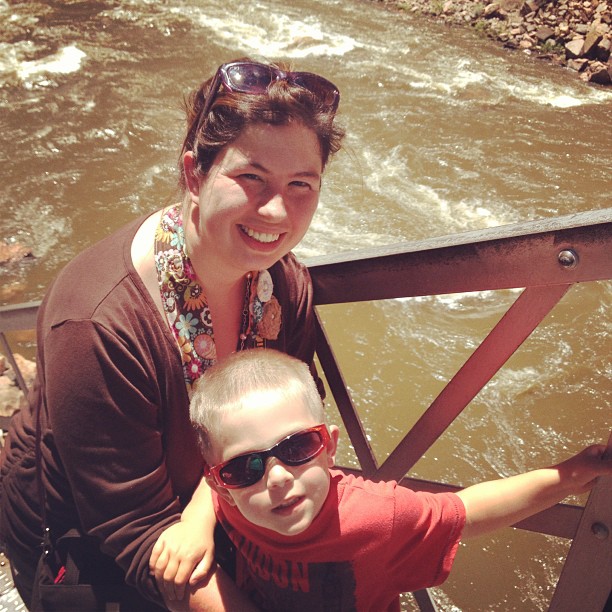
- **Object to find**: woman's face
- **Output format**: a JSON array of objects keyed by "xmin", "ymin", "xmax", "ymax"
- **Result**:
[{"xmin": 185, "ymin": 121, "xmax": 323, "ymax": 281}]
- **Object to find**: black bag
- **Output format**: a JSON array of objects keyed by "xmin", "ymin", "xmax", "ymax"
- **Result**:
[
  {"xmin": 31, "ymin": 407, "xmax": 126, "ymax": 611},
  {"xmin": 30, "ymin": 528, "xmax": 125, "ymax": 611}
]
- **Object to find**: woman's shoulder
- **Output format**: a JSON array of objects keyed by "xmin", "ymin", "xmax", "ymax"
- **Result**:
[
  {"xmin": 41, "ymin": 214, "xmax": 152, "ymax": 326},
  {"xmin": 270, "ymin": 251, "xmax": 312, "ymax": 285},
  {"xmin": 59, "ymin": 214, "xmax": 145, "ymax": 276}
]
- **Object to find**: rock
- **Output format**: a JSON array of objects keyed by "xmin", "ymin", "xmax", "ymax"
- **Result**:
[
  {"xmin": 565, "ymin": 36, "xmax": 586, "ymax": 56},
  {"xmin": 521, "ymin": 0, "xmax": 544, "ymax": 15},
  {"xmin": 597, "ymin": 37, "xmax": 611, "ymax": 60},
  {"xmin": 536, "ymin": 25, "xmax": 556, "ymax": 40},
  {"xmin": 5, "ymin": 354, "xmax": 37, "ymax": 389},
  {"xmin": 484, "ymin": 2, "xmax": 503, "ymax": 17},
  {"xmin": 0, "ymin": 379, "xmax": 25, "ymax": 417},
  {"xmin": 0, "ymin": 353, "xmax": 36, "ymax": 418},
  {"xmin": 499, "ymin": 0, "xmax": 524, "ymax": 11},
  {"xmin": 587, "ymin": 60, "xmax": 612, "ymax": 81},
  {"xmin": 567, "ymin": 57, "xmax": 590, "ymax": 69},
  {"xmin": 0, "ymin": 242, "xmax": 34, "ymax": 266},
  {"xmin": 583, "ymin": 29, "xmax": 604, "ymax": 55}
]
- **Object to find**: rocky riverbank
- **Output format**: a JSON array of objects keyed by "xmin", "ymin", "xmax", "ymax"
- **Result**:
[
  {"xmin": 0, "ymin": 353, "xmax": 35, "ymax": 419},
  {"xmin": 374, "ymin": 0, "xmax": 612, "ymax": 84}
]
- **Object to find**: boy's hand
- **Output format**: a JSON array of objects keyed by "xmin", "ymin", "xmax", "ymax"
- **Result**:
[
  {"xmin": 150, "ymin": 521, "xmax": 215, "ymax": 602},
  {"xmin": 556, "ymin": 440, "xmax": 612, "ymax": 495}
]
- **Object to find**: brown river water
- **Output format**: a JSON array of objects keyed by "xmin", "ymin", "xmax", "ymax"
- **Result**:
[{"xmin": 1, "ymin": 0, "xmax": 611, "ymax": 609}]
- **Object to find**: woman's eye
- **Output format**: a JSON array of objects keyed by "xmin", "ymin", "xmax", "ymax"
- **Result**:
[
  {"xmin": 290, "ymin": 180, "xmax": 312, "ymax": 189},
  {"xmin": 240, "ymin": 173, "xmax": 262, "ymax": 181}
]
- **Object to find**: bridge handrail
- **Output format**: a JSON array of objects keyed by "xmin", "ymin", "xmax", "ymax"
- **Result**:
[{"xmin": 305, "ymin": 207, "xmax": 611, "ymax": 612}]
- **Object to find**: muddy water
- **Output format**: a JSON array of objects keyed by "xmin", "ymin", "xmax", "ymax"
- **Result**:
[{"xmin": 1, "ymin": 0, "xmax": 611, "ymax": 609}]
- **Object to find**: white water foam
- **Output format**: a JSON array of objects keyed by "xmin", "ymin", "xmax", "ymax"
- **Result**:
[
  {"xmin": 16, "ymin": 45, "xmax": 86, "ymax": 81},
  {"xmin": 392, "ymin": 51, "xmax": 612, "ymax": 107},
  {"xmin": 186, "ymin": 6, "xmax": 359, "ymax": 58}
]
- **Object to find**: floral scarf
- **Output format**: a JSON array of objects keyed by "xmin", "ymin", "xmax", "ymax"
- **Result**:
[{"xmin": 154, "ymin": 204, "xmax": 282, "ymax": 393}]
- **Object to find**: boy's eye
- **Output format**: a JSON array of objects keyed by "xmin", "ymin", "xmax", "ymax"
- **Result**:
[{"xmin": 240, "ymin": 173, "xmax": 262, "ymax": 181}]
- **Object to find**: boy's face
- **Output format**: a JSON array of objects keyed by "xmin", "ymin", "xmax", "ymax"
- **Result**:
[{"xmin": 206, "ymin": 388, "xmax": 339, "ymax": 536}]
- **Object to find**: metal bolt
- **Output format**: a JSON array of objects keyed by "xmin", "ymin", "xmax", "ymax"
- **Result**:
[
  {"xmin": 558, "ymin": 249, "xmax": 578, "ymax": 268},
  {"xmin": 591, "ymin": 522, "xmax": 609, "ymax": 540}
]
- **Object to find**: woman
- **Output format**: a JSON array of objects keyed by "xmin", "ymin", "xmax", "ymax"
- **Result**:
[{"xmin": 0, "ymin": 58, "xmax": 343, "ymax": 610}]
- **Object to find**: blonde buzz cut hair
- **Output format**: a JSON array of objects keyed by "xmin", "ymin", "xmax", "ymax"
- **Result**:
[{"xmin": 189, "ymin": 349, "xmax": 325, "ymax": 458}]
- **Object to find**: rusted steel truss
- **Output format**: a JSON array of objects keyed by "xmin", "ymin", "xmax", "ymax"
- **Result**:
[
  {"xmin": 1, "ymin": 208, "xmax": 610, "ymax": 609},
  {"xmin": 306, "ymin": 208, "xmax": 611, "ymax": 611}
]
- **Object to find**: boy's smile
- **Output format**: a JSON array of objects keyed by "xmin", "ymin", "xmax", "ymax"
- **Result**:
[{"xmin": 207, "ymin": 388, "xmax": 338, "ymax": 536}]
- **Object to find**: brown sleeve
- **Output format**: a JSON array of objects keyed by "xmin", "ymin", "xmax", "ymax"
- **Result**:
[{"xmin": 269, "ymin": 254, "xmax": 321, "ymax": 392}]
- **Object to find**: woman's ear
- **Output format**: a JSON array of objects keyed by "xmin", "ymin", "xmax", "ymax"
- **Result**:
[
  {"xmin": 326, "ymin": 425, "xmax": 340, "ymax": 468},
  {"xmin": 183, "ymin": 151, "xmax": 201, "ymax": 200}
]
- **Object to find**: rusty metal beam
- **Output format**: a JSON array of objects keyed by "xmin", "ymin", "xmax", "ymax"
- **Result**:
[
  {"xmin": 374, "ymin": 282, "xmax": 571, "ymax": 481},
  {"xmin": 0, "ymin": 300, "xmax": 40, "ymax": 333},
  {"xmin": 315, "ymin": 312, "xmax": 378, "ymax": 477},
  {"xmin": 306, "ymin": 208, "xmax": 611, "ymax": 305}
]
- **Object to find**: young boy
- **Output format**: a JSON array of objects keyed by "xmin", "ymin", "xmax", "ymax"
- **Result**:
[{"xmin": 150, "ymin": 349, "xmax": 612, "ymax": 611}]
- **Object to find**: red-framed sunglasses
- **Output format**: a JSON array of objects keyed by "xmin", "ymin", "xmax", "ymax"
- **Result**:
[{"xmin": 205, "ymin": 424, "xmax": 330, "ymax": 489}]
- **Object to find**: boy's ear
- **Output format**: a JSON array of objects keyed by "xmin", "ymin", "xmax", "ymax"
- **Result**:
[
  {"xmin": 326, "ymin": 425, "xmax": 340, "ymax": 468},
  {"xmin": 205, "ymin": 475, "xmax": 237, "ymax": 507}
]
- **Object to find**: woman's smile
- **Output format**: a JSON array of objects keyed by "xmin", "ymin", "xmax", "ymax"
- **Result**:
[{"xmin": 239, "ymin": 224, "xmax": 282, "ymax": 245}]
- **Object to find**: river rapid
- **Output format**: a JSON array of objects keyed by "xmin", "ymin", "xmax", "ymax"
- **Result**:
[{"xmin": 1, "ymin": 1, "xmax": 611, "ymax": 610}]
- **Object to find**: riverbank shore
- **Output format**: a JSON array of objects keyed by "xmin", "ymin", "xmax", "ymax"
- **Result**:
[
  {"xmin": 0, "ymin": 353, "xmax": 34, "ymax": 418},
  {"xmin": 373, "ymin": 0, "xmax": 612, "ymax": 84}
]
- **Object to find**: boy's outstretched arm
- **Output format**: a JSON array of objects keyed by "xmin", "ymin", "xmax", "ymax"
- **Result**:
[
  {"xmin": 151, "ymin": 476, "xmax": 217, "ymax": 603},
  {"xmin": 457, "ymin": 441, "xmax": 612, "ymax": 539}
]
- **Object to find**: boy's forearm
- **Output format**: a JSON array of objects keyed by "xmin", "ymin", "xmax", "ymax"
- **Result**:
[
  {"xmin": 457, "ymin": 442, "xmax": 611, "ymax": 539},
  {"xmin": 457, "ymin": 467, "xmax": 569, "ymax": 538},
  {"xmin": 182, "ymin": 476, "xmax": 216, "ymax": 527}
]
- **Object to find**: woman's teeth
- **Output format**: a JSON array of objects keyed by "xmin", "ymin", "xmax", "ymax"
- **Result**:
[{"xmin": 241, "ymin": 225, "xmax": 280, "ymax": 243}]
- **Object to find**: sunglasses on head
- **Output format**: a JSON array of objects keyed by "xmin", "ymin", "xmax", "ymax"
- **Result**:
[
  {"xmin": 189, "ymin": 61, "xmax": 340, "ymax": 147},
  {"xmin": 205, "ymin": 424, "xmax": 330, "ymax": 489}
]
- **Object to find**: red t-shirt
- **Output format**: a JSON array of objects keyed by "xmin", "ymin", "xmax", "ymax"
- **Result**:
[{"xmin": 215, "ymin": 469, "xmax": 466, "ymax": 611}]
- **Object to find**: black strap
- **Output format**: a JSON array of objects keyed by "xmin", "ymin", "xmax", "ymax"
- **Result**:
[{"xmin": 34, "ymin": 399, "xmax": 51, "ymax": 557}]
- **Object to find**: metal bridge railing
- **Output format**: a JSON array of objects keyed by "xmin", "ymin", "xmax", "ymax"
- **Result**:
[
  {"xmin": 1, "ymin": 208, "xmax": 610, "ymax": 610},
  {"xmin": 306, "ymin": 207, "xmax": 611, "ymax": 612}
]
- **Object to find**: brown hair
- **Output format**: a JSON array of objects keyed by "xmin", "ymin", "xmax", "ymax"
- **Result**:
[{"xmin": 178, "ymin": 57, "xmax": 344, "ymax": 190}]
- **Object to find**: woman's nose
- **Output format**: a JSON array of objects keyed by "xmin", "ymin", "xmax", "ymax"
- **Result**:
[
  {"xmin": 257, "ymin": 191, "xmax": 287, "ymax": 221},
  {"xmin": 265, "ymin": 458, "xmax": 294, "ymax": 487}
]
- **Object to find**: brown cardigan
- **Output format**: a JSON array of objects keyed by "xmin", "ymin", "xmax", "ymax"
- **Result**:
[{"xmin": 0, "ymin": 213, "xmax": 317, "ymax": 608}]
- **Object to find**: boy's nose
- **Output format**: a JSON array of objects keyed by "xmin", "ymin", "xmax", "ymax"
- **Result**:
[{"xmin": 265, "ymin": 458, "xmax": 294, "ymax": 487}]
